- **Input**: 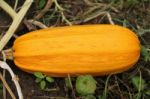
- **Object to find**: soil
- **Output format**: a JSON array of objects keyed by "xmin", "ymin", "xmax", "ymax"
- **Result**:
[{"xmin": 0, "ymin": 0, "xmax": 150, "ymax": 99}]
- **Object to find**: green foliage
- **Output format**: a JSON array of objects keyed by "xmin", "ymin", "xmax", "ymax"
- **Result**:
[
  {"xmin": 75, "ymin": 75, "xmax": 97, "ymax": 95},
  {"xmin": 98, "ymin": 95, "xmax": 102, "ymax": 99},
  {"xmin": 37, "ymin": 0, "xmax": 46, "ymax": 10},
  {"xmin": 46, "ymin": 77, "xmax": 55, "ymax": 83},
  {"xmin": 126, "ymin": 0, "xmax": 139, "ymax": 6},
  {"xmin": 65, "ymin": 77, "xmax": 72, "ymax": 89},
  {"xmin": 141, "ymin": 46, "xmax": 150, "ymax": 61},
  {"xmin": 145, "ymin": 90, "xmax": 150, "ymax": 95},
  {"xmin": 131, "ymin": 75, "xmax": 150, "ymax": 99},
  {"xmin": 34, "ymin": 72, "xmax": 45, "ymax": 79},
  {"xmin": 34, "ymin": 72, "xmax": 54, "ymax": 90},
  {"xmin": 101, "ymin": 75, "xmax": 111, "ymax": 99},
  {"xmin": 131, "ymin": 76, "xmax": 146, "ymax": 91},
  {"xmin": 40, "ymin": 80, "xmax": 46, "ymax": 90},
  {"xmin": 82, "ymin": 95, "xmax": 96, "ymax": 99},
  {"xmin": 35, "ymin": 77, "xmax": 42, "ymax": 83}
]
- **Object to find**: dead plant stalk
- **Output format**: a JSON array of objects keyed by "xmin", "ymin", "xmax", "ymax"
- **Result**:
[{"xmin": 0, "ymin": 0, "xmax": 33, "ymax": 99}]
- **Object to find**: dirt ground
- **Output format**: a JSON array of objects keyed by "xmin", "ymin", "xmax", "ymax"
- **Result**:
[{"xmin": 0, "ymin": 0, "xmax": 150, "ymax": 99}]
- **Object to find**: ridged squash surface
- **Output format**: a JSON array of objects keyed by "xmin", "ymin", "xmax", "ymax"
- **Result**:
[{"xmin": 13, "ymin": 24, "xmax": 140, "ymax": 77}]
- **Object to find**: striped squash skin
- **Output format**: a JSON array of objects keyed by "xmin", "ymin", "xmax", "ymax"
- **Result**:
[{"xmin": 13, "ymin": 24, "xmax": 140, "ymax": 77}]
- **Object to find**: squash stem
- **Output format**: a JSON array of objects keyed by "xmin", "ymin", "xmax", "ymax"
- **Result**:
[{"xmin": 2, "ymin": 48, "xmax": 14, "ymax": 60}]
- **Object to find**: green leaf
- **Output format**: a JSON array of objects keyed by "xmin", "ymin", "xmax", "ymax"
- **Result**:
[
  {"xmin": 40, "ymin": 80, "xmax": 46, "ymax": 90},
  {"xmin": 34, "ymin": 72, "xmax": 45, "ymax": 79},
  {"xmin": 35, "ymin": 78, "xmax": 42, "ymax": 83},
  {"xmin": 127, "ymin": 0, "xmax": 139, "ymax": 5},
  {"xmin": 145, "ymin": 90, "xmax": 150, "ymax": 95},
  {"xmin": 38, "ymin": 0, "xmax": 46, "ymax": 10},
  {"xmin": 76, "ymin": 75, "xmax": 97, "ymax": 95},
  {"xmin": 141, "ymin": 46, "xmax": 150, "ymax": 61},
  {"xmin": 131, "ymin": 76, "xmax": 146, "ymax": 91},
  {"xmin": 46, "ymin": 77, "xmax": 54, "ymax": 83},
  {"xmin": 141, "ymin": 46, "xmax": 148, "ymax": 56},
  {"xmin": 98, "ymin": 95, "xmax": 102, "ymax": 99},
  {"xmin": 134, "ymin": 92, "xmax": 142, "ymax": 99},
  {"xmin": 82, "ymin": 95, "xmax": 96, "ymax": 99},
  {"xmin": 124, "ymin": 0, "xmax": 139, "ymax": 8}
]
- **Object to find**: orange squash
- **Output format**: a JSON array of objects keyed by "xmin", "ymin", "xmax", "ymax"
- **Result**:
[{"xmin": 13, "ymin": 24, "xmax": 140, "ymax": 77}]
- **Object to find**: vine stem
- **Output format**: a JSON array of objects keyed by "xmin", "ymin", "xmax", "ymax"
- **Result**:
[
  {"xmin": 14, "ymin": 0, "xmax": 19, "ymax": 11},
  {"xmin": 0, "ymin": 61, "xmax": 22, "ymax": 99},
  {"xmin": 0, "ymin": 0, "xmax": 16, "ymax": 19},
  {"xmin": 34, "ymin": 0, "xmax": 53, "ymax": 19},
  {"xmin": 102, "ymin": 74, "xmax": 112, "ymax": 99},
  {"xmin": 53, "ymin": 0, "xmax": 72, "ymax": 25},
  {"xmin": 27, "ymin": 19, "xmax": 48, "ymax": 28},
  {"xmin": 0, "ymin": 0, "xmax": 33, "ymax": 51},
  {"xmin": 0, "ymin": 0, "xmax": 33, "ymax": 99}
]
